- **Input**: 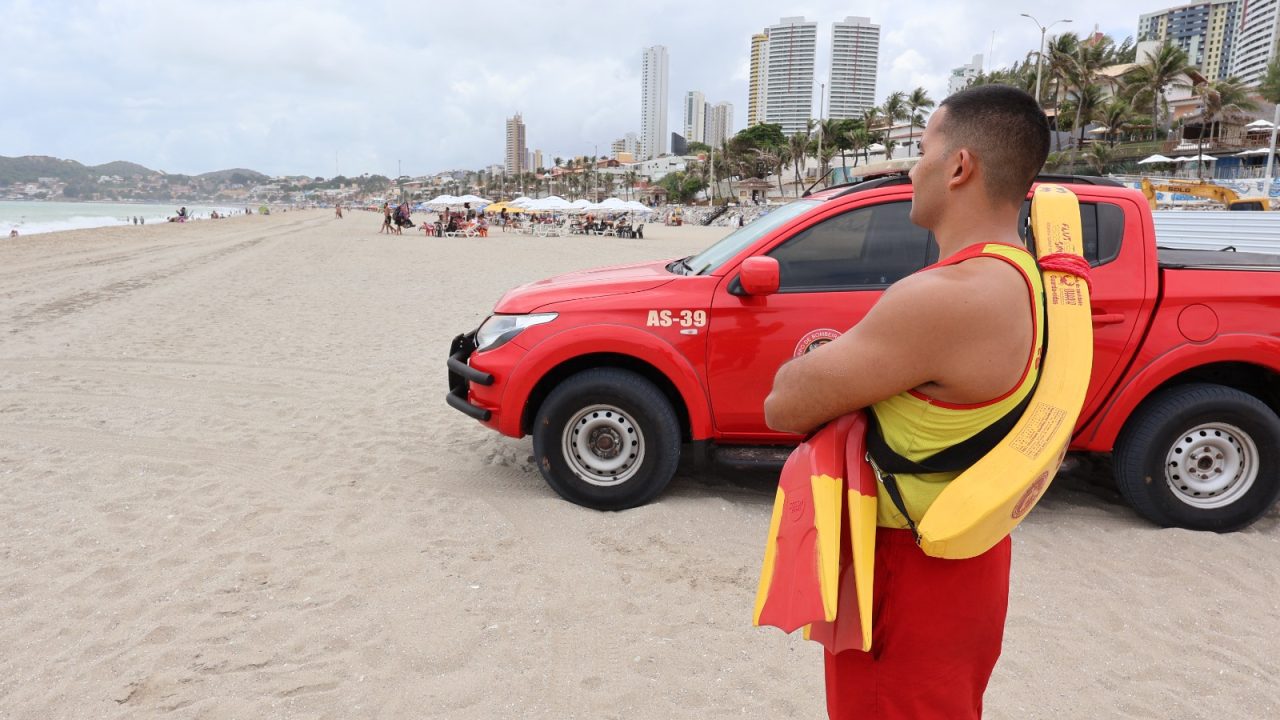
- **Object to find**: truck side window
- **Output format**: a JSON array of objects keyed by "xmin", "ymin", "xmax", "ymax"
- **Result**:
[
  {"xmin": 768, "ymin": 201, "xmax": 932, "ymax": 291},
  {"xmin": 1018, "ymin": 200, "xmax": 1123, "ymax": 267}
]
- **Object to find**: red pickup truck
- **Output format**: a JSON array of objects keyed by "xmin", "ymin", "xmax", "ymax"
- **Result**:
[{"xmin": 448, "ymin": 176, "xmax": 1280, "ymax": 531}]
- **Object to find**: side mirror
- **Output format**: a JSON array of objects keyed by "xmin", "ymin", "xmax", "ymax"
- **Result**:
[{"xmin": 739, "ymin": 256, "xmax": 780, "ymax": 296}]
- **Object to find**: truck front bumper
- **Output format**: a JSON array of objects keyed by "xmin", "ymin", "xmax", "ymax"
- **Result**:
[{"xmin": 447, "ymin": 332, "xmax": 494, "ymax": 422}]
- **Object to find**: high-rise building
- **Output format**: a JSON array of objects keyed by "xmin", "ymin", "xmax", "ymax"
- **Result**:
[
  {"xmin": 948, "ymin": 54, "xmax": 984, "ymax": 96},
  {"xmin": 1140, "ymin": 1, "xmax": 1240, "ymax": 82},
  {"xmin": 641, "ymin": 45, "xmax": 670, "ymax": 160},
  {"xmin": 672, "ymin": 132, "xmax": 688, "ymax": 156},
  {"xmin": 505, "ymin": 113, "xmax": 526, "ymax": 175},
  {"xmin": 828, "ymin": 16, "xmax": 880, "ymax": 120},
  {"xmin": 684, "ymin": 91, "xmax": 707, "ymax": 144},
  {"xmin": 748, "ymin": 33, "xmax": 769, "ymax": 126},
  {"xmin": 1228, "ymin": 0, "xmax": 1280, "ymax": 84},
  {"xmin": 708, "ymin": 102, "xmax": 734, "ymax": 148},
  {"xmin": 532, "ymin": 149, "xmax": 543, "ymax": 172},
  {"xmin": 761, "ymin": 17, "xmax": 818, "ymax": 137}
]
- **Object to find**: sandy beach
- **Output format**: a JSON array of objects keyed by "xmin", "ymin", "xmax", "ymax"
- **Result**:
[{"xmin": 1, "ymin": 209, "xmax": 1276, "ymax": 719}]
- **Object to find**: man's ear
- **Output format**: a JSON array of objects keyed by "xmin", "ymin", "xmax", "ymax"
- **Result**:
[{"xmin": 948, "ymin": 148, "xmax": 975, "ymax": 190}]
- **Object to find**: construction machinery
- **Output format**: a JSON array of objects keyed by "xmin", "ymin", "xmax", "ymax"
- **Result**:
[{"xmin": 1140, "ymin": 178, "xmax": 1271, "ymax": 211}]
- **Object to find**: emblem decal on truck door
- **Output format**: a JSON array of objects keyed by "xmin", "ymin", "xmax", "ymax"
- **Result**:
[{"xmin": 794, "ymin": 328, "xmax": 842, "ymax": 357}]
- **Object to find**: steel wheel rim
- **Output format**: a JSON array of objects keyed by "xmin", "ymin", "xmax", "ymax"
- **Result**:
[
  {"xmin": 1164, "ymin": 422, "xmax": 1258, "ymax": 509},
  {"xmin": 562, "ymin": 404, "xmax": 645, "ymax": 487}
]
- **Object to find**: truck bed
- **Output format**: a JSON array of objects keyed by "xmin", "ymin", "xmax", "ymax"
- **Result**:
[{"xmin": 1158, "ymin": 247, "xmax": 1280, "ymax": 271}]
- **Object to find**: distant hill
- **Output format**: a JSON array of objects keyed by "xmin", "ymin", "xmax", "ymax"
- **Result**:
[
  {"xmin": 0, "ymin": 155, "xmax": 268, "ymax": 185},
  {"xmin": 197, "ymin": 168, "xmax": 268, "ymax": 184}
]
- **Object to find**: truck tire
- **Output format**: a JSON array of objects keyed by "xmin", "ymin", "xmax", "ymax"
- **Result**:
[
  {"xmin": 1114, "ymin": 383, "xmax": 1280, "ymax": 531},
  {"xmin": 533, "ymin": 368, "xmax": 681, "ymax": 510}
]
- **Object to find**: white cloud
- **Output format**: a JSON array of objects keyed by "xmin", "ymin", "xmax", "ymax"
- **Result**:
[{"xmin": 0, "ymin": 0, "xmax": 1175, "ymax": 177}]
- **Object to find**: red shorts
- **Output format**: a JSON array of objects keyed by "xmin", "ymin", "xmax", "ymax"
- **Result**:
[{"xmin": 824, "ymin": 528, "xmax": 1011, "ymax": 720}]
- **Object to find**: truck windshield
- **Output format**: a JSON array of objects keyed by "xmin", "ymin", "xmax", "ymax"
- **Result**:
[{"xmin": 683, "ymin": 200, "xmax": 821, "ymax": 275}]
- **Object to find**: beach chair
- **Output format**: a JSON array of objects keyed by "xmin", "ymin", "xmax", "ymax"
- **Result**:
[{"xmin": 633, "ymin": 223, "xmax": 644, "ymax": 239}]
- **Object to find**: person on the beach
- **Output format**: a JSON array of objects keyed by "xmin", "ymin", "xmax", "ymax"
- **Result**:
[
  {"xmin": 335, "ymin": 204, "xmax": 343, "ymax": 219},
  {"xmin": 763, "ymin": 85, "xmax": 1051, "ymax": 720},
  {"xmin": 380, "ymin": 202, "xmax": 392, "ymax": 234},
  {"xmin": 8, "ymin": 229, "xmax": 17, "ymax": 238}
]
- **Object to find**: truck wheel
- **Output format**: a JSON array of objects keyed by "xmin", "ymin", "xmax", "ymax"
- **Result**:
[
  {"xmin": 1114, "ymin": 383, "xmax": 1280, "ymax": 531},
  {"xmin": 533, "ymin": 368, "xmax": 681, "ymax": 510}
]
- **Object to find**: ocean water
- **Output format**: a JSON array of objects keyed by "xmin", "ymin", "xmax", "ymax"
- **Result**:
[{"xmin": 1, "ymin": 201, "xmax": 249, "ymax": 236}]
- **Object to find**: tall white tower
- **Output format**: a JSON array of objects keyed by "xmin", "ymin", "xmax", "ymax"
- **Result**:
[
  {"xmin": 684, "ymin": 90, "xmax": 707, "ymax": 144},
  {"xmin": 641, "ymin": 45, "xmax": 670, "ymax": 160},
  {"xmin": 762, "ymin": 17, "xmax": 818, "ymax": 137},
  {"xmin": 828, "ymin": 17, "xmax": 880, "ymax": 120},
  {"xmin": 1228, "ymin": 0, "xmax": 1279, "ymax": 85}
]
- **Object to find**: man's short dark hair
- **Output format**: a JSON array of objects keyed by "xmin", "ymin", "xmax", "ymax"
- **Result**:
[{"xmin": 936, "ymin": 85, "xmax": 1050, "ymax": 205}]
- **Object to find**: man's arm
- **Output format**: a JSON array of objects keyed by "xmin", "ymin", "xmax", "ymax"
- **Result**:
[{"xmin": 762, "ymin": 270, "xmax": 984, "ymax": 434}]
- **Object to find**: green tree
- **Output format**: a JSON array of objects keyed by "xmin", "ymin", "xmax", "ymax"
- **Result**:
[
  {"xmin": 734, "ymin": 123, "xmax": 787, "ymax": 149},
  {"xmin": 1124, "ymin": 43, "xmax": 1194, "ymax": 141},
  {"xmin": 1084, "ymin": 143, "xmax": 1112, "ymax": 174},
  {"xmin": 787, "ymin": 132, "xmax": 809, "ymax": 196},
  {"xmin": 1099, "ymin": 99, "xmax": 1134, "ymax": 146},
  {"xmin": 905, "ymin": 87, "xmax": 935, "ymax": 155},
  {"xmin": 657, "ymin": 171, "xmax": 706, "ymax": 203},
  {"xmin": 1191, "ymin": 76, "xmax": 1258, "ymax": 177}
]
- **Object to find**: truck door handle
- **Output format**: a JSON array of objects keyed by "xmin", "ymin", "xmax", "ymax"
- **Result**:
[{"xmin": 1091, "ymin": 312, "xmax": 1125, "ymax": 326}]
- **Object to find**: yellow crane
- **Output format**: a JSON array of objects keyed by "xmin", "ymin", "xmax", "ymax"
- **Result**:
[{"xmin": 1140, "ymin": 178, "xmax": 1271, "ymax": 211}]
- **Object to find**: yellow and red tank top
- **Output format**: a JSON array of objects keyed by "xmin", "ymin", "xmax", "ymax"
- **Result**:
[{"xmin": 872, "ymin": 242, "xmax": 1045, "ymax": 529}]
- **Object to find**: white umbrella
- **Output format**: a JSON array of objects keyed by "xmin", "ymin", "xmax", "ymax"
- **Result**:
[
  {"xmin": 527, "ymin": 196, "xmax": 573, "ymax": 211},
  {"xmin": 510, "ymin": 196, "xmax": 534, "ymax": 206},
  {"xmin": 1245, "ymin": 118, "xmax": 1275, "ymax": 129},
  {"xmin": 867, "ymin": 143, "xmax": 886, "ymax": 153},
  {"xmin": 456, "ymin": 194, "xmax": 492, "ymax": 206},
  {"xmin": 1137, "ymin": 154, "xmax": 1175, "ymax": 164},
  {"xmin": 424, "ymin": 194, "xmax": 459, "ymax": 205},
  {"xmin": 569, "ymin": 199, "xmax": 594, "ymax": 209},
  {"xmin": 588, "ymin": 198, "xmax": 629, "ymax": 211},
  {"xmin": 1235, "ymin": 148, "xmax": 1270, "ymax": 156},
  {"xmin": 623, "ymin": 200, "xmax": 653, "ymax": 214},
  {"xmin": 1086, "ymin": 125, "xmax": 1109, "ymax": 134}
]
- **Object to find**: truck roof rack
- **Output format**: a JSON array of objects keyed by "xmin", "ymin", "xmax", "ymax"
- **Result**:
[{"xmin": 1034, "ymin": 174, "xmax": 1124, "ymax": 187}]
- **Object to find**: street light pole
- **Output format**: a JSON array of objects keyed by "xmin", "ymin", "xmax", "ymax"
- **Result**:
[
  {"xmin": 1021, "ymin": 14, "xmax": 1072, "ymax": 106},
  {"xmin": 1266, "ymin": 104, "xmax": 1279, "ymax": 181}
]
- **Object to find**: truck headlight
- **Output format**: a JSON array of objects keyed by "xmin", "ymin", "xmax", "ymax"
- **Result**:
[{"xmin": 474, "ymin": 313, "xmax": 557, "ymax": 352}]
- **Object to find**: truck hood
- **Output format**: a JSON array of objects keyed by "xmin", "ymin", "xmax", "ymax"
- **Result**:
[{"xmin": 493, "ymin": 259, "xmax": 677, "ymax": 313}]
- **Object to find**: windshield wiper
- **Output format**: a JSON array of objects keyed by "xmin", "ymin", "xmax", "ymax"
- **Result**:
[{"xmin": 668, "ymin": 256, "xmax": 694, "ymax": 275}]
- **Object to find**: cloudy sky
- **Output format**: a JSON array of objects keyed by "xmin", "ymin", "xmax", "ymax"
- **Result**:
[{"xmin": 3, "ymin": 0, "xmax": 1176, "ymax": 178}]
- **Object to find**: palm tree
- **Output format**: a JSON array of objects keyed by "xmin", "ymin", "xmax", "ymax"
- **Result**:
[
  {"xmin": 1124, "ymin": 43, "xmax": 1194, "ymax": 142},
  {"xmin": 1046, "ymin": 32, "xmax": 1081, "ymax": 149},
  {"xmin": 1084, "ymin": 143, "xmax": 1112, "ymax": 175},
  {"xmin": 787, "ymin": 132, "xmax": 810, "ymax": 196},
  {"xmin": 1191, "ymin": 76, "xmax": 1258, "ymax": 177},
  {"xmin": 905, "ymin": 87, "xmax": 935, "ymax": 156},
  {"xmin": 1099, "ymin": 99, "xmax": 1133, "ymax": 146},
  {"xmin": 1072, "ymin": 83, "xmax": 1105, "ymax": 149}
]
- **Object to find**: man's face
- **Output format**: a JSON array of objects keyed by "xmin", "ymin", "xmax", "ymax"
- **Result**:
[{"xmin": 908, "ymin": 108, "xmax": 951, "ymax": 230}]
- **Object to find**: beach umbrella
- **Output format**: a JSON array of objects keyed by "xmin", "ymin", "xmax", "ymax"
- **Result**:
[
  {"xmin": 623, "ymin": 200, "xmax": 653, "ymax": 214},
  {"xmin": 569, "ymin": 199, "xmax": 594, "ymax": 210},
  {"xmin": 1245, "ymin": 119, "xmax": 1275, "ymax": 129},
  {"xmin": 588, "ymin": 197, "xmax": 629, "ymax": 211},
  {"xmin": 526, "ymin": 196, "xmax": 573, "ymax": 211},
  {"xmin": 424, "ymin": 194, "xmax": 460, "ymax": 206},
  {"xmin": 1137, "ymin": 154, "xmax": 1175, "ymax": 164},
  {"xmin": 456, "ymin": 194, "xmax": 492, "ymax": 206}
]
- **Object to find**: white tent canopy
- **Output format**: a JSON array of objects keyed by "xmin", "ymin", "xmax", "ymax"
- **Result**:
[
  {"xmin": 1137, "ymin": 154, "xmax": 1175, "ymax": 164},
  {"xmin": 568, "ymin": 199, "xmax": 594, "ymax": 210},
  {"xmin": 424, "ymin": 194, "xmax": 460, "ymax": 205},
  {"xmin": 455, "ymin": 194, "xmax": 492, "ymax": 206},
  {"xmin": 623, "ymin": 200, "xmax": 653, "ymax": 214},
  {"xmin": 1245, "ymin": 118, "xmax": 1275, "ymax": 129}
]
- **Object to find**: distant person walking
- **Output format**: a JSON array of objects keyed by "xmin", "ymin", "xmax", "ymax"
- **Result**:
[
  {"xmin": 334, "ymin": 204, "xmax": 344, "ymax": 219},
  {"xmin": 380, "ymin": 202, "xmax": 393, "ymax": 234}
]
